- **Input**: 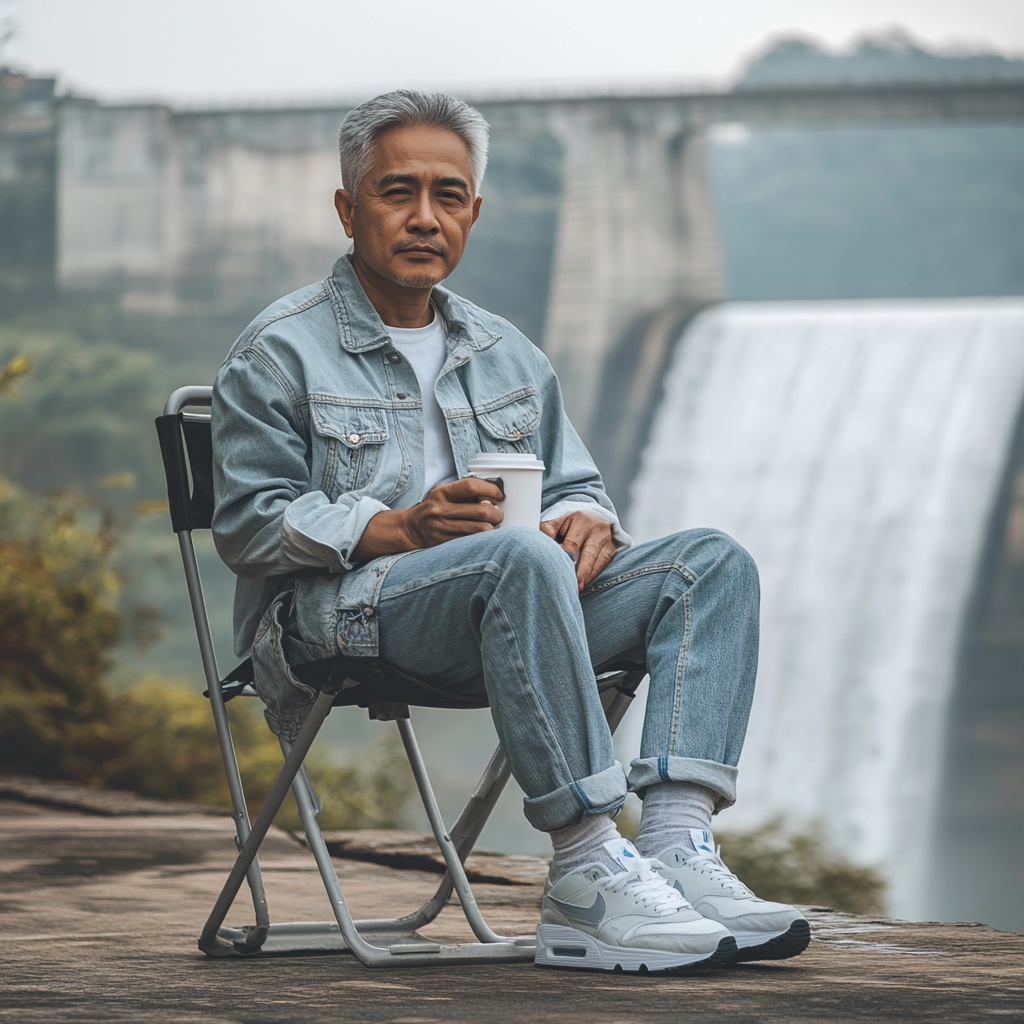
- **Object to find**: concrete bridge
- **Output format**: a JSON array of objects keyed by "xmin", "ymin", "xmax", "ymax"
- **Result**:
[{"xmin": 52, "ymin": 80, "xmax": 1024, "ymax": 475}]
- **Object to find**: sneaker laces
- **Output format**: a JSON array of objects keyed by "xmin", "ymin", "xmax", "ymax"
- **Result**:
[
  {"xmin": 685, "ymin": 847, "xmax": 755, "ymax": 897},
  {"xmin": 606, "ymin": 859, "xmax": 692, "ymax": 915}
]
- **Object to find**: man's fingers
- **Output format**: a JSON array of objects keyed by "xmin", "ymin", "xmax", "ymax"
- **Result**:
[
  {"xmin": 539, "ymin": 516, "xmax": 565, "ymax": 540},
  {"xmin": 438, "ymin": 500, "xmax": 503, "ymax": 526},
  {"xmin": 422, "ymin": 503, "xmax": 503, "ymax": 543},
  {"xmin": 557, "ymin": 513, "xmax": 595, "ymax": 559},
  {"xmin": 558, "ymin": 512, "xmax": 616, "ymax": 588},
  {"xmin": 576, "ymin": 534, "xmax": 615, "ymax": 590},
  {"xmin": 579, "ymin": 541, "xmax": 616, "ymax": 589},
  {"xmin": 439, "ymin": 477, "xmax": 505, "ymax": 505}
]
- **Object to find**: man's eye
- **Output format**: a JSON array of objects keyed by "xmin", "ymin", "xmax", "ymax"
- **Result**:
[{"xmin": 384, "ymin": 188, "xmax": 413, "ymax": 198}]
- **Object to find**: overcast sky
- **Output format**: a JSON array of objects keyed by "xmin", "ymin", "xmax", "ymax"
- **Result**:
[{"xmin": 3, "ymin": 0, "xmax": 1022, "ymax": 103}]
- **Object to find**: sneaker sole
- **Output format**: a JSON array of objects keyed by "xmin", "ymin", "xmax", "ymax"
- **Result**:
[
  {"xmin": 732, "ymin": 918, "xmax": 811, "ymax": 962},
  {"xmin": 535, "ymin": 924, "xmax": 738, "ymax": 974}
]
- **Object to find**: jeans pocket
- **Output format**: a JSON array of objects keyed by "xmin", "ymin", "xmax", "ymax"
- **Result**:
[{"xmin": 290, "ymin": 574, "xmax": 379, "ymax": 656}]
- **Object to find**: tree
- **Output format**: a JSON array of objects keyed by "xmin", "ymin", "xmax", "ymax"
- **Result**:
[{"xmin": 0, "ymin": 476, "xmax": 124, "ymax": 781}]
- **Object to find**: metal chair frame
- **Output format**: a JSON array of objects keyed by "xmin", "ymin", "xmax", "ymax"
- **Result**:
[{"xmin": 157, "ymin": 385, "xmax": 644, "ymax": 968}]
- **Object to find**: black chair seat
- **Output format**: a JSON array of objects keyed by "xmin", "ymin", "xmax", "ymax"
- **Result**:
[
  {"xmin": 212, "ymin": 655, "xmax": 645, "ymax": 713},
  {"xmin": 211, "ymin": 656, "xmax": 489, "ymax": 711}
]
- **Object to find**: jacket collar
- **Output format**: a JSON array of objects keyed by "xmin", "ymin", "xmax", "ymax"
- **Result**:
[{"xmin": 328, "ymin": 252, "xmax": 501, "ymax": 355}]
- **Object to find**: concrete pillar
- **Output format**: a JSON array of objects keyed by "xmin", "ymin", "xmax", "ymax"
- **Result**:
[
  {"xmin": 541, "ymin": 103, "xmax": 725, "ymax": 438},
  {"xmin": 57, "ymin": 102, "xmax": 178, "ymax": 303}
]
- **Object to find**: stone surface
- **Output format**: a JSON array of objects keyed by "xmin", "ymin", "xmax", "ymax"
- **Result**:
[
  {"xmin": 2, "ymin": 796, "xmax": 1021, "ymax": 1023},
  {"xmin": 0, "ymin": 775, "xmax": 224, "ymax": 817},
  {"xmin": 311, "ymin": 829, "xmax": 551, "ymax": 886}
]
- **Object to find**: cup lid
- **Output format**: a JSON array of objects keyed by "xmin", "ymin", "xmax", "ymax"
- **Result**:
[{"xmin": 467, "ymin": 452, "xmax": 545, "ymax": 472}]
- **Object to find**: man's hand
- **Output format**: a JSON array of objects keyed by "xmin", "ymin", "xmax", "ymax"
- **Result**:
[
  {"xmin": 540, "ymin": 509, "xmax": 616, "ymax": 591},
  {"xmin": 352, "ymin": 478, "xmax": 504, "ymax": 561}
]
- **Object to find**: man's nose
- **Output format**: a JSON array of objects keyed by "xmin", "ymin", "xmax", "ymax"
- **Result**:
[{"xmin": 407, "ymin": 192, "xmax": 440, "ymax": 232}]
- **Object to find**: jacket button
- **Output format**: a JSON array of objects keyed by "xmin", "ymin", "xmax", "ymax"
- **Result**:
[
  {"xmin": 362, "ymin": 607, "xmax": 374, "ymax": 618},
  {"xmin": 347, "ymin": 433, "xmax": 361, "ymax": 444},
  {"xmin": 396, "ymin": 392, "xmax": 408, "ymax": 400},
  {"xmin": 387, "ymin": 353, "xmax": 401, "ymax": 364}
]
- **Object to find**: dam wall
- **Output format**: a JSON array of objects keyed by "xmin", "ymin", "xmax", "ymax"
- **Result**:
[
  {"xmin": 627, "ymin": 298, "xmax": 1024, "ymax": 929},
  {"xmin": 56, "ymin": 102, "xmax": 347, "ymax": 313},
  {"xmin": 49, "ymin": 81, "xmax": 1024, "ymax": 443}
]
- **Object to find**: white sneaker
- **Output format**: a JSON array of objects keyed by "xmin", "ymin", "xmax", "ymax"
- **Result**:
[
  {"xmin": 652, "ymin": 829, "xmax": 810, "ymax": 962},
  {"xmin": 535, "ymin": 838, "xmax": 737, "ymax": 973}
]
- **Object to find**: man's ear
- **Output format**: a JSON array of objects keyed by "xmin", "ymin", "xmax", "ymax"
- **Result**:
[
  {"xmin": 335, "ymin": 189, "xmax": 356, "ymax": 238},
  {"xmin": 470, "ymin": 194, "xmax": 482, "ymax": 228}
]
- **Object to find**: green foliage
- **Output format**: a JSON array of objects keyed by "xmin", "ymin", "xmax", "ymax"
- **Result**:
[
  {"xmin": 0, "ymin": 353, "xmax": 412, "ymax": 831},
  {"xmin": 0, "ymin": 324, "xmax": 173, "ymax": 503},
  {"xmin": 103, "ymin": 676, "xmax": 413, "ymax": 831},
  {"xmin": 0, "ymin": 483, "xmax": 413, "ymax": 829},
  {"xmin": 0, "ymin": 315, "xmax": 239, "ymax": 681},
  {"xmin": 0, "ymin": 478, "xmax": 123, "ymax": 782},
  {"xmin": 0, "ymin": 486, "xmax": 413, "ymax": 828},
  {"xmin": 617, "ymin": 806, "xmax": 885, "ymax": 915},
  {"xmin": 0, "ymin": 352, "xmax": 32, "ymax": 393},
  {"xmin": 715, "ymin": 818, "xmax": 886, "ymax": 916}
]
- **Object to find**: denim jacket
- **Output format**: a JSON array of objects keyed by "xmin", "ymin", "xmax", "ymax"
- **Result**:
[{"xmin": 212, "ymin": 254, "xmax": 629, "ymax": 672}]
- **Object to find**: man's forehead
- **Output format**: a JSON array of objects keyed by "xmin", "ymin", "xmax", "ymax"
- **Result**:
[{"xmin": 370, "ymin": 124, "xmax": 473, "ymax": 180}]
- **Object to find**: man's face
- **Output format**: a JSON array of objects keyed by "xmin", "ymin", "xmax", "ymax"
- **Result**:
[{"xmin": 335, "ymin": 124, "xmax": 482, "ymax": 290}]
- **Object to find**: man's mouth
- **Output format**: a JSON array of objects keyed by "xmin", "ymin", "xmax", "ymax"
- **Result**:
[{"xmin": 396, "ymin": 245, "xmax": 444, "ymax": 257}]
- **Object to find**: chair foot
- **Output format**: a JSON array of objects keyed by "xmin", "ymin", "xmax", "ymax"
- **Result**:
[{"xmin": 204, "ymin": 921, "xmax": 538, "ymax": 965}]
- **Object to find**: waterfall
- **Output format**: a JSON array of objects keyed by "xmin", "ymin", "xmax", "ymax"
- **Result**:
[{"xmin": 626, "ymin": 298, "xmax": 1024, "ymax": 920}]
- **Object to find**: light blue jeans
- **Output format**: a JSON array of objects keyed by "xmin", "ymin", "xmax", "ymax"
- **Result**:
[{"xmin": 373, "ymin": 527, "xmax": 759, "ymax": 832}]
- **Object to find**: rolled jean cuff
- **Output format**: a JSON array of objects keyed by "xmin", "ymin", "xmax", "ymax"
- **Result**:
[
  {"xmin": 627, "ymin": 756, "xmax": 738, "ymax": 812},
  {"xmin": 523, "ymin": 761, "xmax": 628, "ymax": 832}
]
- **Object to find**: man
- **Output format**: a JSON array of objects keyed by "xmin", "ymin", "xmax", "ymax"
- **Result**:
[{"xmin": 212, "ymin": 90, "xmax": 808, "ymax": 974}]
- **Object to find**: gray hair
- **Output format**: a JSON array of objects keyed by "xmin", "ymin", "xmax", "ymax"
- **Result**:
[{"xmin": 338, "ymin": 90, "xmax": 490, "ymax": 202}]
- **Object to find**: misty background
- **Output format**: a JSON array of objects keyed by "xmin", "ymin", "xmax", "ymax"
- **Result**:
[{"xmin": 2, "ymin": 4, "xmax": 1023, "ymax": 930}]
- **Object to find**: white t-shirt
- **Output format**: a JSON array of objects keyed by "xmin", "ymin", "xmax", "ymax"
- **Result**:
[
  {"xmin": 383, "ymin": 307, "xmax": 633, "ymax": 550},
  {"xmin": 386, "ymin": 308, "xmax": 459, "ymax": 496}
]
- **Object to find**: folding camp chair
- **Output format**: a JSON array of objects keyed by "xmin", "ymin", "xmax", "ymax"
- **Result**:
[{"xmin": 156, "ymin": 385, "xmax": 645, "ymax": 968}]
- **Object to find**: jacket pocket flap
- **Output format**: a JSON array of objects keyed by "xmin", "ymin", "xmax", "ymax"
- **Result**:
[
  {"xmin": 311, "ymin": 402, "xmax": 389, "ymax": 448},
  {"xmin": 474, "ymin": 388, "xmax": 541, "ymax": 441}
]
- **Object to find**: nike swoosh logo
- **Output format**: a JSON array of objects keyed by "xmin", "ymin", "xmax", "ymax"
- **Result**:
[{"xmin": 547, "ymin": 892, "xmax": 606, "ymax": 925}]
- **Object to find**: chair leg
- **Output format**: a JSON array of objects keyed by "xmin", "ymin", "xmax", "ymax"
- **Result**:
[
  {"xmin": 418, "ymin": 669, "xmax": 644, "ymax": 920},
  {"xmin": 287, "ymin": 753, "xmax": 445, "ymax": 962},
  {"xmin": 288, "ymin": 765, "xmax": 536, "ymax": 967},
  {"xmin": 395, "ymin": 716, "xmax": 522, "ymax": 945},
  {"xmin": 178, "ymin": 530, "xmax": 270, "ymax": 941},
  {"xmin": 600, "ymin": 669, "xmax": 644, "ymax": 735},
  {"xmin": 197, "ymin": 669, "xmax": 645, "ymax": 961},
  {"xmin": 351, "ymin": 740, "xmax": 512, "ymax": 934},
  {"xmin": 356, "ymin": 669, "xmax": 644, "ymax": 934},
  {"xmin": 197, "ymin": 688, "xmax": 336, "ymax": 956}
]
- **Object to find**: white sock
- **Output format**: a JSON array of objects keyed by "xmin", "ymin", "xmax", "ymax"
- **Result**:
[
  {"xmin": 548, "ymin": 814, "xmax": 624, "ymax": 881},
  {"xmin": 633, "ymin": 781, "xmax": 716, "ymax": 858}
]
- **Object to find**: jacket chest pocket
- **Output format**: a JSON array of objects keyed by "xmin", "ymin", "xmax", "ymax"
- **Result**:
[
  {"xmin": 473, "ymin": 388, "xmax": 541, "ymax": 453},
  {"xmin": 310, "ymin": 402, "xmax": 389, "ymax": 498}
]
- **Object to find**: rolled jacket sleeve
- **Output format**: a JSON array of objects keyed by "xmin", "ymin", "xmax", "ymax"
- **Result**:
[{"xmin": 212, "ymin": 349, "xmax": 386, "ymax": 578}]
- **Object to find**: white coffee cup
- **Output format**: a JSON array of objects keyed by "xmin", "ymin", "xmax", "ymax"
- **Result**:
[{"xmin": 466, "ymin": 452, "xmax": 545, "ymax": 530}]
